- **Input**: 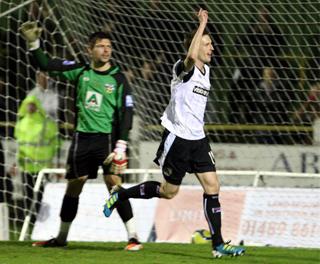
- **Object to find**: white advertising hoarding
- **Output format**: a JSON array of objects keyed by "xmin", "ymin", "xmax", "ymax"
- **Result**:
[
  {"xmin": 33, "ymin": 184, "xmax": 320, "ymax": 248},
  {"xmin": 32, "ymin": 183, "xmax": 157, "ymax": 242},
  {"xmin": 238, "ymin": 188, "xmax": 320, "ymax": 248}
]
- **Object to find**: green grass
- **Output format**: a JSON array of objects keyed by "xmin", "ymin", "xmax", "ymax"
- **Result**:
[{"xmin": 0, "ymin": 241, "xmax": 319, "ymax": 264}]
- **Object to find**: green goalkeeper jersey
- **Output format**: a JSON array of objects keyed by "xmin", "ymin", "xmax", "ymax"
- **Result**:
[{"xmin": 31, "ymin": 48, "xmax": 133, "ymax": 140}]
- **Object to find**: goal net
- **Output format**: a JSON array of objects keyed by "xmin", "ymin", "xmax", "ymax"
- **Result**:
[{"xmin": 0, "ymin": 0, "xmax": 319, "ymax": 241}]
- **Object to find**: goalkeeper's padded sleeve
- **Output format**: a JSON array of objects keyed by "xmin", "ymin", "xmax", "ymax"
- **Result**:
[
  {"xmin": 112, "ymin": 73, "xmax": 133, "ymax": 141},
  {"xmin": 31, "ymin": 48, "xmax": 50, "ymax": 70}
]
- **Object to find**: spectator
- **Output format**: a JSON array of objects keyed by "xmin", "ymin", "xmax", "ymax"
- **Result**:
[
  {"xmin": 134, "ymin": 54, "xmax": 170, "ymax": 127},
  {"xmin": 14, "ymin": 95, "xmax": 58, "ymax": 222},
  {"xmin": 294, "ymin": 82, "xmax": 320, "ymax": 125},
  {"xmin": 294, "ymin": 35, "xmax": 319, "ymax": 126},
  {"xmin": 252, "ymin": 59, "xmax": 298, "ymax": 144},
  {"xmin": 254, "ymin": 57, "xmax": 296, "ymax": 125},
  {"xmin": 27, "ymin": 71, "xmax": 59, "ymax": 120},
  {"xmin": 229, "ymin": 7, "xmax": 287, "ymax": 124}
]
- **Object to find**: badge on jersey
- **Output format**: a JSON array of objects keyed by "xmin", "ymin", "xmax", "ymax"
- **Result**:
[
  {"xmin": 85, "ymin": 91, "xmax": 102, "ymax": 112},
  {"xmin": 105, "ymin": 83, "xmax": 115, "ymax": 93}
]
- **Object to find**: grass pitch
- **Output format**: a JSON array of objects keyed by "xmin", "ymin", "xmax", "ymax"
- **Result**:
[{"xmin": 0, "ymin": 241, "xmax": 319, "ymax": 264}]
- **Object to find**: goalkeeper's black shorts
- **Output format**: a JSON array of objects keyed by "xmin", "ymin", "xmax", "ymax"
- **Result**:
[
  {"xmin": 154, "ymin": 129, "xmax": 216, "ymax": 185},
  {"xmin": 65, "ymin": 132, "xmax": 113, "ymax": 179}
]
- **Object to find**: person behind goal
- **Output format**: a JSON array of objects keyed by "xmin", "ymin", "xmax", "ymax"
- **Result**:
[
  {"xmin": 103, "ymin": 9, "xmax": 245, "ymax": 258},
  {"xmin": 20, "ymin": 22, "xmax": 142, "ymax": 251}
]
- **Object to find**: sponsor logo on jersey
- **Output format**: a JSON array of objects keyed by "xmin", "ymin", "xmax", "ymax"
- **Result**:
[
  {"xmin": 62, "ymin": 60, "xmax": 76, "ymax": 65},
  {"xmin": 83, "ymin": 77, "xmax": 90, "ymax": 81},
  {"xmin": 125, "ymin": 95, "xmax": 133, "ymax": 107},
  {"xmin": 85, "ymin": 91, "xmax": 102, "ymax": 111},
  {"xmin": 193, "ymin": 86, "xmax": 209, "ymax": 97},
  {"xmin": 105, "ymin": 83, "xmax": 115, "ymax": 93}
]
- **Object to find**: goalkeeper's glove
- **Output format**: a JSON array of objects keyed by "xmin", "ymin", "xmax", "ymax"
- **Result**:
[
  {"xmin": 19, "ymin": 21, "xmax": 42, "ymax": 50},
  {"xmin": 103, "ymin": 140, "xmax": 128, "ymax": 175}
]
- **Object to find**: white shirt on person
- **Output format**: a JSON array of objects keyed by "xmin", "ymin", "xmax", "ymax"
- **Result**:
[{"xmin": 161, "ymin": 59, "xmax": 211, "ymax": 140}]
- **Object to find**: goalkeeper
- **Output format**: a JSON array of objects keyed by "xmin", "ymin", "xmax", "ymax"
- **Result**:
[{"xmin": 20, "ymin": 22, "xmax": 142, "ymax": 251}]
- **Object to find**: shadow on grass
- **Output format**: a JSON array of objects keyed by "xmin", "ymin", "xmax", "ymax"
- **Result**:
[
  {"xmin": 253, "ymin": 252, "xmax": 320, "ymax": 264},
  {"xmin": 149, "ymin": 249, "xmax": 213, "ymax": 261},
  {"xmin": 0, "ymin": 241, "xmax": 124, "ymax": 252},
  {"xmin": 66, "ymin": 243, "xmax": 124, "ymax": 252}
]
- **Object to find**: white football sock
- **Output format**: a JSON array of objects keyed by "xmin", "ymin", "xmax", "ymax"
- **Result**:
[{"xmin": 125, "ymin": 218, "xmax": 137, "ymax": 240}]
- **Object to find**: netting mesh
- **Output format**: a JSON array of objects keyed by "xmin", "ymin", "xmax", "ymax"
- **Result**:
[
  {"xmin": 1, "ymin": 0, "xmax": 319, "ymax": 142},
  {"xmin": 0, "ymin": 0, "xmax": 319, "ymax": 239}
]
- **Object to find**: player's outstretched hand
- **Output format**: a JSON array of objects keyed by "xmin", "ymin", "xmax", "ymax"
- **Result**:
[{"xmin": 19, "ymin": 21, "xmax": 42, "ymax": 43}]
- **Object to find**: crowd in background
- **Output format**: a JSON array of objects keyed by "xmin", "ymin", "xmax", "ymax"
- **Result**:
[{"xmin": 0, "ymin": 2, "xmax": 319, "ymax": 142}]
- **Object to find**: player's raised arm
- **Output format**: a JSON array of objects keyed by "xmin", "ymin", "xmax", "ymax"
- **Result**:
[
  {"xmin": 19, "ymin": 21, "xmax": 49, "ymax": 69},
  {"xmin": 20, "ymin": 21, "xmax": 82, "ymax": 78},
  {"xmin": 184, "ymin": 8, "xmax": 208, "ymax": 72}
]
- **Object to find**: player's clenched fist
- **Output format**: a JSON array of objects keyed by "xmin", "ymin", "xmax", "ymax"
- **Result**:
[
  {"xmin": 19, "ymin": 21, "xmax": 42, "ymax": 49},
  {"xmin": 198, "ymin": 8, "xmax": 208, "ymax": 25},
  {"xmin": 104, "ymin": 140, "xmax": 128, "ymax": 175}
]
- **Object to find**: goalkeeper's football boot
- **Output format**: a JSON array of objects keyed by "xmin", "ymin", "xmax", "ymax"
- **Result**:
[
  {"xmin": 32, "ymin": 238, "xmax": 67, "ymax": 247},
  {"xmin": 212, "ymin": 241, "xmax": 245, "ymax": 258},
  {"xmin": 103, "ymin": 192, "xmax": 119, "ymax": 217},
  {"xmin": 125, "ymin": 237, "xmax": 143, "ymax": 251}
]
